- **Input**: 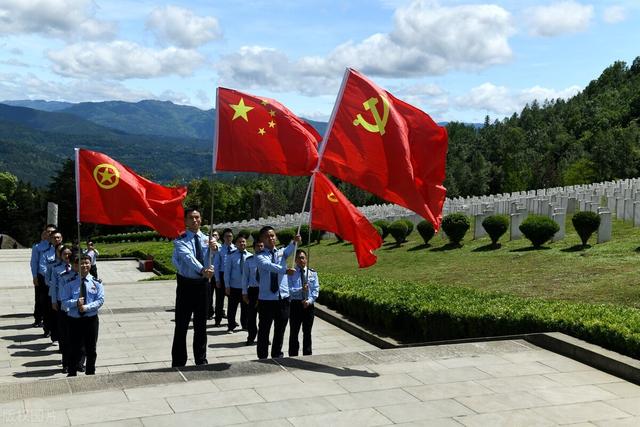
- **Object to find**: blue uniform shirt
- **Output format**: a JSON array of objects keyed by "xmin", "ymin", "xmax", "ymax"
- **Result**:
[
  {"xmin": 255, "ymin": 242, "xmax": 296, "ymax": 300},
  {"xmin": 61, "ymin": 274, "xmax": 104, "ymax": 318},
  {"xmin": 288, "ymin": 267, "xmax": 320, "ymax": 303},
  {"xmin": 214, "ymin": 243, "xmax": 236, "ymax": 282},
  {"xmin": 172, "ymin": 230, "xmax": 213, "ymax": 279},
  {"xmin": 46, "ymin": 260, "xmax": 63, "ymax": 287},
  {"xmin": 224, "ymin": 250, "xmax": 250, "ymax": 289},
  {"xmin": 32, "ymin": 241, "xmax": 54, "ymax": 277},
  {"xmin": 241, "ymin": 254, "xmax": 259, "ymax": 294},
  {"xmin": 49, "ymin": 263, "xmax": 72, "ymax": 304},
  {"xmin": 30, "ymin": 240, "xmax": 49, "ymax": 278}
]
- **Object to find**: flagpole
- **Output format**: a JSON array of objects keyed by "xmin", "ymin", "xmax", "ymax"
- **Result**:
[
  {"xmin": 74, "ymin": 148, "xmax": 83, "ymax": 262},
  {"xmin": 208, "ymin": 87, "xmax": 221, "ymax": 279},
  {"xmin": 298, "ymin": 68, "xmax": 350, "ymax": 272}
]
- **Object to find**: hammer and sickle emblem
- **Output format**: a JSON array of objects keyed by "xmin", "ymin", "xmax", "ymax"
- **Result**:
[
  {"xmin": 93, "ymin": 163, "xmax": 120, "ymax": 190},
  {"xmin": 352, "ymin": 95, "xmax": 390, "ymax": 136},
  {"xmin": 327, "ymin": 192, "xmax": 339, "ymax": 203}
]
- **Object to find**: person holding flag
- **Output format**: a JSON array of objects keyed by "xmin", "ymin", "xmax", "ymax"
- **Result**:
[{"xmin": 171, "ymin": 208, "xmax": 218, "ymax": 367}]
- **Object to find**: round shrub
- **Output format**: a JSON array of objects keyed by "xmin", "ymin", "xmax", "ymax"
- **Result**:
[
  {"xmin": 373, "ymin": 224, "xmax": 383, "ymax": 238},
  {"xmin": 441, "ymin": 213, "xmax": 470, "ymax": 245},
  {"xmin": 482, "ymin": 214, "xmax": 509, "ymax": 246},
  {"xmin": 416, "ymin": 220, "xmax": 435, "ymax": 245},
  {"xmin": 250, "ymin": 229, "xmax": 260, "ymax": 243},
  {"xmin": 388, "ymin": 220, "xmax": 409, "ymax": 246},
  {"xmin": 572, "ymin": 211, "xmax": 601, "ymax": 246},
  {"xmin": 276, "ymin": 228, "xmax": 295, "ymax": 246},
  {"xmin": 373, "ymin": 220, "xmax": 390, "ymax": 239},
  {"xmin": 336, "ymin": 234, "xmax": 344, "ymax": 243},
  {"xmin": 299, "ymin": 224, "xmax": 323, "ymax": 245},
  {"xmin": 401, "ymin": 219, "xmax": 414, "ymax": 237},
  {"xmin": 519, "ymin": 215, "xmax": 559, "ymax": 248},
  {"xmin": 237, "ymin": 228, "xmax": 252, "ymax": 239}
]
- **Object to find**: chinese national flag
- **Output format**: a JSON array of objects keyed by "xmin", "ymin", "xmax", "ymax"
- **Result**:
[
  {"xmin": 311, "ymin": 172, "xmax": 382, "ymax": 268},
  {"xmin": 214, "ymin": 87, "xmax": 321, "ymax": 175},
  {"xmin": 76, "ymin": 148, "xmax": 187, "ymax": 238},
  {"xmin": 320, "ymin": 69, "xmax": 448, "ymax": 229}
]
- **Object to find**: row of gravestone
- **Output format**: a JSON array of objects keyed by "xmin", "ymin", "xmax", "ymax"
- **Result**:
[{"xmin": 213, "ymin": 178, "xmax": 640, "ymax": 244}]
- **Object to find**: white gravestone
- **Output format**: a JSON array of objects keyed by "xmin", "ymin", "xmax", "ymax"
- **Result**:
[{"xmin": 597, "ymin": 211, "xmax": 612, "ymax": 244}]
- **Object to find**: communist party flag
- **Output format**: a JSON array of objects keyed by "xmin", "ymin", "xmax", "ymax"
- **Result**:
[
  {"xmin": 311, "ymin": 172, "xmax": 382, "ymax": 268},
  {"xmin": 75, "ymin": 148, "xmax": 187, "ymax": 238},
  {"xmin": 214, "ymin": 87, "xmax": 321, "ymax": 175},
  {"xmin": 319, "ymin": 69, "xmax": 448, "ymax": 229}
]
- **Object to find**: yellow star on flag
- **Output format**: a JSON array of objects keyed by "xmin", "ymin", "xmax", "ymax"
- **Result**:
[
  {"xmin": 268, "ymin": 110, "xmax": 276, "ymax": 117},
  {"xmin": 260, "ymin": 100, "xmax": 268, "ymax": 106},
  {"xmin": 99, "ymin": 168, "xmax": 116, "ymax": 184},
  {"xmin": 268, "ymin": 120, "xmax": 276, "ymax": 128},
  {"xmin": 230, "ymin": 98, "xmax": 254, "ymax": 122},
  {"xmin": 258, "ymin": 128, "xmax": 266, "ymax": 136}
]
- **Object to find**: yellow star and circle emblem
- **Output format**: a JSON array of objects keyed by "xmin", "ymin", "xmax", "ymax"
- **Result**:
[
  {"xmin": 230, "ymin": 98, "xmax": 254, "ymax": 122},
  {"xmin": 327, "ymin": 192, "xmax": 339, "ymax": 203},
  {"xmin": 93, "ymin": 163, "xmax": 120, "ymax": 190}
]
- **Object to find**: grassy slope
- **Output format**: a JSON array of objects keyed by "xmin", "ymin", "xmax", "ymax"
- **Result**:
[{"xmin": 98, "ymin": 217, "xmax": 640, "ymax": 308}]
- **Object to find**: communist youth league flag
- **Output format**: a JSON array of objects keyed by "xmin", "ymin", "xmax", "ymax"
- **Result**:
[
  {"xmin": 319, "ymin": 69, "xmax": 448, "ymax": 229},
  {"xmin": 76, "ymin": 148, "xmax": 187, "ymax": 238},
  {"xmin": 311, "ymin": 172, "xmax": 382, "ymax": 268},
  {"xmin": 214, "ymin": 87, "xmax": 321, "ymax": 175}
]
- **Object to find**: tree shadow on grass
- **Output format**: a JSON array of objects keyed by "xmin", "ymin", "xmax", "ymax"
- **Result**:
[
  {"xmin": 408, "ymin": 243, "xmax": 431, "ymax": 251},
  {"xmin": 383, "ymin": 244, "xmax": 404, "ymax": 251},
  {"xmin": 430, "ymin": 243, "xmax": 462, "ymax": 252},
  {"xmin": 561, "ymin": 244, "xmax": 591, "ymax": 252},
  {"xmin": 472, "ymin": 243, "xmax": 501, "ymax": 252},
  {"xmin": 510, "ymin": 246, "xmax": 552, "ymax": 252},
  {"xmin": 327, "ymin": 241, "xmax": 343, "ymax": 246}
]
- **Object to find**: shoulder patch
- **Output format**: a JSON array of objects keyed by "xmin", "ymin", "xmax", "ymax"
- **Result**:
[{"xmin": 309, "ymin": 268, "xmax": 316, "ymax": 272}]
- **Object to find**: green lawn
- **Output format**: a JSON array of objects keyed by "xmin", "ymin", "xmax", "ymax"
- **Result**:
[{"xmin": 98, "ymin": 217, "xmax": 640, "ymax": 308}]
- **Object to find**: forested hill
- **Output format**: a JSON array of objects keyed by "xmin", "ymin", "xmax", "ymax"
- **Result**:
[{"xmin": 445, "ymin": 57, "xmax": 640, "ymax": 198}]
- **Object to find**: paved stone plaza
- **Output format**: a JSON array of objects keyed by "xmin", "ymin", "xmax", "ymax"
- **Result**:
[{"xmin": 1, "ymin": 249, "xmax": 640, "ymax": 426}]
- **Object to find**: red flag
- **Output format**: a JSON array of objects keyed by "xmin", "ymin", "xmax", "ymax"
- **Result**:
[
  {"xmin": 214, "ymin": 87, "xmax": 321, "ymax": 175},
  {"xmin": 319, "ymin": 69, "xmax": 448, "ymax": 229},
  {"xmin": 76, "ymin": 148, "xmax": 187, "ymax": 238},
  {"xmin": 311, "ymin": 172, "xmax": 382, "ymax": 268}
]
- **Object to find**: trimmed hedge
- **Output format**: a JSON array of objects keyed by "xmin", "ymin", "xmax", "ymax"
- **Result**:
[
  {"xmin": 276, "ymin": 228, "xmax": 295, "ymax": 246},
  {"xmin": 441, "ymin": 213, "xmax": 470, "ymax": 245},
  {"xmin": 400, "ymin": 219, "xmax": 414, "ymax": 237},
  {"xmin": 318, "ymin": 273, "xmax": 640, "ymax": 358},
  {"xmin": 416, "ymin": 220, "xmax": 435, "ymax": 245},
  {"xmin": 520, "ymin": 215, "xmax": 559, "ymax": 247},
  {"xmin": 388, "ymin": 220, "xmax": 408, "ymax": 245},
  {"xmin": 373, "ymin": 220, "xmax": 390, "ymax": 239},
  {"xmin": 572, "ymin": 211, "xmax": 601, "ymax": 246},
  {"xmin": 482, "ymin": 214, "xmax": 509, "ymax": 246}
]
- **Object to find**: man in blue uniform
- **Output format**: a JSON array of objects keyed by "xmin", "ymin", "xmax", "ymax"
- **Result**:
[
  {"xmin": 61, "ymin": 253, "xmax": 104, "ymax": 376},
  {"xmin": 171, "ymin": 208, "xmax": 217, "ymax": 367},
  {"xmin": 213, "ymin": 228, "xmax": 235, "ymax": 327},
  {"xmin": 30, "ymin": 224, "xmax": 56, "ymax": 328},
  {"xmin": 255, "ymin": 226, "xmax": 301, "ymax": 359},
  {"xmin": 50, "ymin": 246, "xmax": 73, "ymax": 373},
  {"xmin": 288, "ymin": 249, "xmax": 320, "ymax": 357},
  {"xmin": 207, "ymin": 230, "xmax": 220, "ymax": 320},
  {"xmin": 39, "ymin": 228, "xmax": 62, "ymax": 339},
  {"xmin": 242, "ymin": 240, "xmax": 263, "ymax": 345},
  {"xmin": 224, "ymin": 234, "xmax": 250, "ymax": 333}
]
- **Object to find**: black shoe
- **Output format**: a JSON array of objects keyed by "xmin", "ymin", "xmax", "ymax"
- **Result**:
[
  {"xmin": 207, "ymin": 315, "xmax": 213, "ymax": 320},
  {"xmin": 214, "ymin": 321, "xmax": 222, "ymax": 327},
  {"xmin": 67, "ymin": 372, "xmax": 77, "ymax": 377},
  {"xmin": 246, "ymin": 340, "xmax": 255, "ymax": 346},
  {"xmin": 62, "ymin": 366, "xmax": 68, "ymax": 374},
  {"xmin": 32, "ymin": 321, "xmax": 43, "ymax": 328},
  {"xmin": 85, "ymin": 371, "xmax": 95, "ymax": 376},
  {"xmin": 195, "ymin": 359, "xmax": 208, "ymax": 366},
  {"xmin": 77, "ymin": 364, "xmax": 85, "ymax": 373},
  {"xmin": 272, "ymin": 353, "xmax": 284, "ymax": 358},
  {"xmin": 43, "ymin": 331, "xmax": 51, "ymax": 338}
]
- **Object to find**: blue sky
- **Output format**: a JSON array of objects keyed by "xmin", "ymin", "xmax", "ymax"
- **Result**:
[{"xmin": 1, "ymin": 0, "xmax": 638, "ymax": 123}]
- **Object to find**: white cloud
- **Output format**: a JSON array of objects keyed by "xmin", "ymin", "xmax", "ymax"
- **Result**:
[
  {"xmin": 0, "ymin": 0, "xmax": 116, "ymax": 40},
  {"xmin": 0, "ymin": 72, "xmax": 155, "ymax": 102},
  {"xmin": 216, "ymin": 0, "xmax": 515, "ymax": 95},
  {"xmin": 396, "ymin": 83, "xmax": 450, "ymax": 119},
  {"xmin": 147, "ymin": 5, "xmax": 221, "ymax": 48},
  {"xmin": 603, "ymin": 5, "xmax": 626, "ymax": 24},
  {"xmin": 526, "ymin": 1, "xmax": 594, "ymax": 37},
  {"xmin": 456, "ymin": 82, "xmax": 582, "ymax": 116},
  {"xmin": 47, "ymin": 41, "xmax": 205, "ymax": 79}
]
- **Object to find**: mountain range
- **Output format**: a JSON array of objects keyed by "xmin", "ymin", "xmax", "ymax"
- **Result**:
[{"xmin": 0, "ymin": 99, "xmax": 329, "ymax": 186}]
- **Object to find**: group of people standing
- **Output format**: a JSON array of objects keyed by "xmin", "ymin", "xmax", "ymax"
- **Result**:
[
  {"xmin": 171, "ymin": 208, "xmax": 320, "ymax": 367},
  {"xmin": 29, "ymin": 225, "xmax": 104, "ymax": 377}
]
